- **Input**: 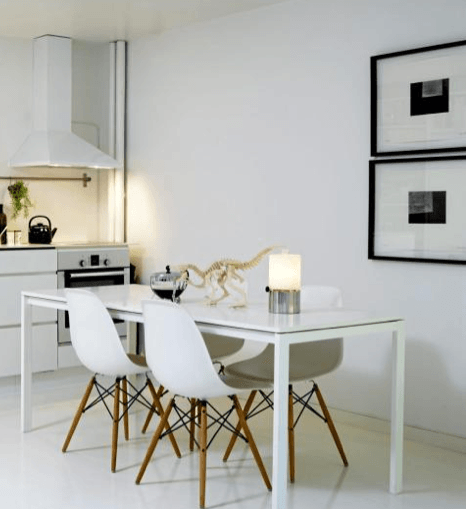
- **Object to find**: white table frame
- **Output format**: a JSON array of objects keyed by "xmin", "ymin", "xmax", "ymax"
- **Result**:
[{"xmin": 21, "ymin": 285, "xmax": 405, "ymax": 509}]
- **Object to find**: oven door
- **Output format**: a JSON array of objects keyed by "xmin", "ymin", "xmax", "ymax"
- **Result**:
[{"xmin": 57, "ymin": 267, "xmax": 130, "ymax": 345}]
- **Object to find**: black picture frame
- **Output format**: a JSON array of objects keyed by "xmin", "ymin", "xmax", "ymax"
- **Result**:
[
  {"xmin": 371, "ymin": 39, "xmax": 466, "ymax": 156},
  {"xmin": 368, "ymin": 156, "xmax": 466, "ymax": 265}
]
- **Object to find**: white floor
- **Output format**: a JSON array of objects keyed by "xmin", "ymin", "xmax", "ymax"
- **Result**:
[{"xmin": 1, "ymin": 367, "xmax": 465, "ymax": 509}]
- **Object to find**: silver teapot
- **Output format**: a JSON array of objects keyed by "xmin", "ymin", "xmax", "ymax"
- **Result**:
[{"xmin": 150, "ymin": 266, "xmax": 188, "ymax": 303}]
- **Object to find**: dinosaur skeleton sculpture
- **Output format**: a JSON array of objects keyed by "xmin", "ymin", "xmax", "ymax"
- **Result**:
[{"xmin": 172, "ymin": 246, "xmax": 277, "ymax": 308}]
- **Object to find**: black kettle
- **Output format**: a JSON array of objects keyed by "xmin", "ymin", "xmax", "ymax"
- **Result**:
[{"xmin": 28, "ymin": 216, "xmax": 57, "ymax": 244}]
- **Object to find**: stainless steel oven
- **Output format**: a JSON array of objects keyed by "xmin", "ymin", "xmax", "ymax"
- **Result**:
[{"xmin": 56, "ymin": 245, "xmax": 130, "ymax": 345}]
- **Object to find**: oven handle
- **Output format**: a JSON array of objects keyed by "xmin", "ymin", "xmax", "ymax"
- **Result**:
[{"xmin": 68, "ymin": 270, "xmax": 127, "ymax": 279}]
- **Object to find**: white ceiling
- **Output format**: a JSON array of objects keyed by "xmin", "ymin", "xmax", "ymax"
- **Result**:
[{"xmin": 0, "ymin": 0, "xmax": 290, "ymax": 42}]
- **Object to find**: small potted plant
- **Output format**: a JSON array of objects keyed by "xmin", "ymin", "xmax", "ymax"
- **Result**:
[{"xmin": 8, "ymin": 180, "xmax": 34, "ymax": 219}]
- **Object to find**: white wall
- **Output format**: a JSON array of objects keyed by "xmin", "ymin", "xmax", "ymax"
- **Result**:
[
  {"xmin": 126, "ymin": 0, "xmax": 466, "ymax": 439},
  {"xmin": 0, "ymin": 38, "xmax": 111, "ymax": 242}
]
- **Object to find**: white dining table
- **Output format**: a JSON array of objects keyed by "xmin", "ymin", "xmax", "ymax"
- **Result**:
[{"xmin": 21, "ymin": 284, "xmax": 405, "ymax": 509}]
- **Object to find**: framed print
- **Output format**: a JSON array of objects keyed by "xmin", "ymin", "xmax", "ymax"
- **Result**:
[
  {"xmin": 369, "ymin": 156, "xmax": 466, "ymax": 264},
  {"xmin": 371, "ymin": 39, "xmax": 466, "ymax": 156}
]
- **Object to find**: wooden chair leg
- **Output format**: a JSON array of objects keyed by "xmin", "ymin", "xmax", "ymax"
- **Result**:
[
  {"xmin": 135, "ymin": 398, "xmax": 175, "ymax": 484},
  {"xmin": 111, "ymin": 378, "xmax": 121, "ymax": 472},
  {"xmin": 198, "ymin": 400, "xmax": 202, "ymax": 425},
  {"xmin": 314, "ymin": 383, "xmax": 348, "ymax": 467},
  {"xmin": 199, "ymin": 401, "xmax": 207, "ymax": 509},
  {"xmin": 141, "ymin": 384, "xmax": 163, "ymax": 434},
  {"xmin": 62, "ymin": 376, "xmax": 96, "ymax": 452},
  {"xmin": 190, "ymin": 398, "xmax": 197, "ymax": 451},
  {"xmin": 146, "ymin": 379, "xmax": 181, "ymax": 458},
  {"xmin": 122, "ymin": 377, "xmax": 129, "ymax": 441},
  {"xmin": 223, "ymin": 390, "xmax": 257, "ymax": 462},
  {"xmin": 232, "ymin": 395, "xmax": 272, "ymax": 491},
  {"xmin": 288, "ymin": 384, "xmax": 295, "ymax": 483},
  {"xmin": 141, "ymin": 408, "xmax": 154, "ymax": 434}
]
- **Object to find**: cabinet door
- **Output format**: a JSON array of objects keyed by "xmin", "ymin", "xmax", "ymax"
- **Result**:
[
  {"xmin": 0, "ymin": 249, "xmax": 56, "ymax": 274},
  {"xmin": 0, "ymin": 274, "xmax": 57, "ymax": 326},
  {"xmin": 0, "ymin": 324, "xmax": 57, "ymax": 377}
]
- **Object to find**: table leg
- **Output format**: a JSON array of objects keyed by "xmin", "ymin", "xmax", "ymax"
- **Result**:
[
  {"xmin": 21, "ymin": 294, "xmax": 33, "ymax": 432},
  {"xmin": 126, "ymin": 321, "xmax": 142, "ymax": 405},
  {"xmin": 390, "ymin": 321, "xmax": 405, "ymax": 494},
  {"xmin": 272, "ymin": 334, "xmax": 290, "ymax": 509},
  {"xmin": 127, "ymin": 321, "xmax": 138, "ymax": 354}
]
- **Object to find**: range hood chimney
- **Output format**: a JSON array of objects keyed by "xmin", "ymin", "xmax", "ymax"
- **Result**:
[{"xmin": 9, "ymin": 35, "xmax": 118, "ymax": 169}]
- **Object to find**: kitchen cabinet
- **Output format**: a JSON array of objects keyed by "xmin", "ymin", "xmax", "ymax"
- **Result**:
[{"xmin": 0, "ymin": 249, "xmax": 57, "ymax": 377}]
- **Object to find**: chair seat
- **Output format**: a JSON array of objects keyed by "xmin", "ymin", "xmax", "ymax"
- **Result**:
[
  {"xmin": 127, "ymin": 353, "xmax": 149, "ymax": 369},
  {"xmin": 220, "ymin": 372, "xmax": 273, "ymax": 391},
  {"xmin": 106, "ymin": 355, "xmax": 150, "ymax": 378}
]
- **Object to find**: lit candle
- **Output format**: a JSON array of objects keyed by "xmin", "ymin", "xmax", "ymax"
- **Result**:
[{"xmin": 268, "ymin": 253, "xmax": 301, "ymax": 291}]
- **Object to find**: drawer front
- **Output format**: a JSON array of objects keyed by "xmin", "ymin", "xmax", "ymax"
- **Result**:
[
  {"xmin": 0, "ymin": 274, "xmax": 57, "ymax": 326},
  {"xmin": 0, "ymin": 324, "xmax": 57, "ymax": 377},
  {"xmin": 0, "ymin": 249, "xmax": 57, "ymax": 274}
]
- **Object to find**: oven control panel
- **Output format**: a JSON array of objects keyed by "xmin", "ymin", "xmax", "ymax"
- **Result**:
[
  {"xmin": 57, "ymin": 247, "xmax": 130, "ymax": 271},
  {"xmin": 79, "ymin": 254, "xmax": 112, "ymax": 268}
]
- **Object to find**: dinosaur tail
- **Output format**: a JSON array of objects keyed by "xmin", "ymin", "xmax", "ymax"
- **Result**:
[{"xmin": 242, "ymin": 245, "xmax": 279, "ymax": 270}]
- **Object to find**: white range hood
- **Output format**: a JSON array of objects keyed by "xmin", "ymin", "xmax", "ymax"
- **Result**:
[{"xmin": 9, "ymin": 35, "xmax": 118, "ymax": 170}]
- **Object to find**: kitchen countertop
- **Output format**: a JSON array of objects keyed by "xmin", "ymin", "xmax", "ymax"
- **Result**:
[
  {"xmin": 0, "ymin": 243, "xmax": 55, "ymax": 250},
  {"xmin": 0, "ymin": 241, "xmax": 128, "ymax": 250}
]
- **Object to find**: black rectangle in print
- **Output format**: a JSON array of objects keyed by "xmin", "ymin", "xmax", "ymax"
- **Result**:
[
  {"xmin": 410, "ymin": 78, "xmax": 449, "ymax": 116},
  {"xmin": 409, "ymin": 191, "xmax": 446, "ymax": 224}
]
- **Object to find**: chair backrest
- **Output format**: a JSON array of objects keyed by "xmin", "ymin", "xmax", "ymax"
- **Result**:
[
  {"xmin": 65, "ymin": 289, "xmax": 135, "ymax": 376},
  {"xmin": 142, "ymin": 299, "xmax": 230, "ymax": 400}
]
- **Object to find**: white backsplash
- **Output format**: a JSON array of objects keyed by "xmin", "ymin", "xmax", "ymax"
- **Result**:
[{"xmin": 0, "ymin": 168, "xmax": 113, "ymax": 243}]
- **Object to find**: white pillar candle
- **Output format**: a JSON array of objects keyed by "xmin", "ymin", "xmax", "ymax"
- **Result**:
[{"xmin": 268, "ymin": 253, "xmax": 301, "ymax": 291}]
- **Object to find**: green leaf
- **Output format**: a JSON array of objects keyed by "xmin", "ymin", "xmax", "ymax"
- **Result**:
[{"xmin": 8, "ymin": 181, "xmax": 34, "ymax": 219}]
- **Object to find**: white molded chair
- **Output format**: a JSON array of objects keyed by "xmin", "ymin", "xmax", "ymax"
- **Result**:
[
  {"xmin": 222, "ymin": 286, "xmax": 348, "ymax": 482},
  {"xmin": 62, "ymin": 289, "xmax": 180, "ymax": 472},
  {"xmin": 137, "ymin": 299, "xmax": 272, "ymax": 508},
  {"xmin": 140, "ymin": 330, "xmax": 252, "ymax": 435}
]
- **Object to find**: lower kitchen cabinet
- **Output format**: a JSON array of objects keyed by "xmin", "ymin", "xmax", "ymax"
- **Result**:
[
  {"xmin": 0, "ymin": 248, "xmax": 58, "ymax": 377},
  {"xmin": 0, "ymin": 274, "xmax": 57, "ymax": 326},
  {"xmin": 0, "ymin": 323, "xmax": 57, "ymax": 377}
]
